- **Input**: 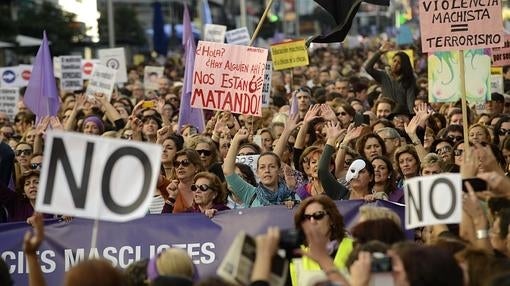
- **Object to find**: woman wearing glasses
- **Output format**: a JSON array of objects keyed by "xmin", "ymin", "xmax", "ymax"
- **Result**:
[
  {"xmin": 163, "ymin": 149, "xmax": 205, "ymax": 213},
  {"xmin": 191, "ymin": 136, "xmax": 220, "ymax": 169},
  {"xmin": 189, "ymin": 172, "xmax": 229, "ymax": 218},
  {"xmin": 223, "ymin": 128, "xmax": 297, "ymax": 208},
  {"xmin": 290, "ymin": 195, "xmax": 353, "ymax": 286}
]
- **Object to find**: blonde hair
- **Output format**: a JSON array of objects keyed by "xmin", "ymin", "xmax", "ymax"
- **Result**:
[
  {"xmin": 359, "ymin": 205, "xmax": 401, "ymax": 226},
  {"xmin": 156, "ymin": 248, "xmax": 194, "ymax": 279}
]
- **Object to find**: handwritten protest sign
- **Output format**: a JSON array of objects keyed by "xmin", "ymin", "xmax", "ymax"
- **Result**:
[
  {"xmin": 143, "ymin": 66, "xmax": 164, "ymax": 91},
  {"xmin": 270, "ymin": 40, "xmax": 309, "ymax": 70},
  {"xmin": 60, "ymin": 56, "xmax": 83, "ymax": 92},
  {"xmin": 262, "ymin": 62, "xmax": 272, "ymax": 107},
  {"xmin": 405, "ymin": 173, "xmax": 462, "ymax": 229},
  {"xmin": 491, "ymin": 66, "xmax": 503, "ymax": 93},
  {"xmin": 98, "ymin": 48, "xmax": 127, "ymax": 83},
  {"xmin": 428, "ymin": 49, "xmax": 491, "ymax": 103},
  {"xmin": 492, "ymin": 34, "xmax": 510, "ymax": 66},
  {"xmin": 0, "ymin": 88, "xmax": 19, "ymax": 121},
  {"xmin": 225, "ymin": 27, "xmax": 251, "ymax": 46},
  {"xmin": 204, "ymin": 24, "xmax": 227, "ymax": 43},
  {"xmin": 191, "ymin": 41, "xmax": 268, "ymax": 116},
  {"xmin": 236, "ymin": 155, "xmax": 260, "ymax": 181},
  {"xmin": 36, "ymin": 132, "xmax": 162, "ymax": 222},
  {"xmin": 85, "ymin": 64, "xmax": 117, "ymax": 100},
  {"xmin": 419, "ymin": 0, "xmax": 504, "ymax": 53}
]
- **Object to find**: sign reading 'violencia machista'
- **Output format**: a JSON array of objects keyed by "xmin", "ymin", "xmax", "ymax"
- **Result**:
[{"xmin": 419, "ymin": 0, "xmax": 504, "ymax": 53}]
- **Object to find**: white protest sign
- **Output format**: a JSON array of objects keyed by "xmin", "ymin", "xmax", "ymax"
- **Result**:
[
  {"xmin": 419, "ymin": 0, "xmax": 504, "ymax": 53},
  {"xmin": 491, "ymin": 67, "xmax": 504, "ymax": 94},
  {"xmin": 82, "ymin": 59, "xmax": 100, "ymax": 80},
  {"xmin": 85, "ymin": 64, "xmax": 117, "ymax": 101},
  {"xmin": 262, "ymin": 62, "xmax": 273, "ymax": 107},
  {"xmin": 225, "ymin": 27, "xmax": 251, "ymax": 46},
  {"xmin": 98, "ymin": 48, "xmax": 128, "ymax": 83},
  {"xmin": 0, "ymin": 88, "xmax": 20, "ymax": 121},
  {"xmin": 60, "ymin": 56, "xmax": 83, "ymax": 92},
  {"xmin": 143, "ymin": 66, "xmax": 164, "ymax": 91},
  {"xmin": 405, "ymin": 173, "xmax": 462, "ymax": 229},
  {"xmin": 0, "ymin": 66, "xmax": 31, "ymax": 88},
  {"xmin": 53, "ymin": 57, "xmax": 61, "ymax": 78},
  {"xmin": 18, "ymin": 65, "xmax": 32, "ymax": 86},
  {"xmin": 204, "ymin": 24, "xmax": 227, "ymax": 43},
  {"xmin": 35, "ymin": 131, "xmax": 162, "ymax": 222},
  {"xmin": 236, "ymin": 155, "xmax": 260, "ymax": 180}
]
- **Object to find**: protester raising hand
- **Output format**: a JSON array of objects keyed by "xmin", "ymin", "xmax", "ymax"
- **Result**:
[
  {"xmin": 156, "ymin": 126, "xmax": 172, "ymax": 145},
  {"xmin": 93, "ymin": 92, "xmax": 125, "ymax": 131},
  {"xmin": 23, "ymin": 212, "xmax": 47, "ymax": 286},
  {"xmin": 320, "ymin": 104, "xmax": 339, "ymax": 124},
  {"xmin": 324, "ymin": 121, "xmax": 343, "ymax": 146},
  {"xmin": 251, "ymin": 227, "xmax": 280, "ymax": 284}
]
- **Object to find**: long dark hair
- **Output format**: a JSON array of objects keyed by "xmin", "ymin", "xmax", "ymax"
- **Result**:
[{"xmin": 394, "ymin": 52, "xmax": 417, "ymax": 90}]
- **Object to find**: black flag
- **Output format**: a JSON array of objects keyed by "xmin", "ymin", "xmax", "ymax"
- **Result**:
[{"xmin": 309, "ymin": 0, "xmax": 390, "ymax": 44}]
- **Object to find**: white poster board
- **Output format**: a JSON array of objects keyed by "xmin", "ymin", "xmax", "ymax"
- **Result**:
[
  {"xmin": 204, "ymin": 24, "xmax": 227, "ymax": 43},
  {"xmin": 35, "ymin": 131, "xmax": 162, "ymax": 222},
  {"xmin": 404, "ymin": 173, "xmax": 462, "ymax": 229},
  {"xmin": 85, "ymin": 64, "xmax": 117, "ymax": 100},
  {"xmin": 0, "ymin": 87, "xmax": 20, "ymax": 121},
  {"xmin": 143, "ymin": 66, "xmax": 164, "ymax": 91},
  {"xmin": 60, "ymin": 56, "xmax": 83, "ymax": 91},
  {"xmin": 225, "ymin": 27, "xmax": 251, "ymax": 46},
  {"xmin": 262, "ymin": 62, "xmax": 273, "ymax": 107},
  {"xmin": 98, "ymin": 48, "xmax": 128, "ymax": 83}
]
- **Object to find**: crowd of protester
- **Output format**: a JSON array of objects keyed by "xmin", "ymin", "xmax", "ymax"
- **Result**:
[{"xmin": 2, "ymin": 38, "xmax": 510, "ymax": 285}]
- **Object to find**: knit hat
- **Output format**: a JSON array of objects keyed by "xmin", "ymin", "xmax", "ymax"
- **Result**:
[{"xmin": 82, "ymin": 116, "xmax": 104, "ymax": 134}]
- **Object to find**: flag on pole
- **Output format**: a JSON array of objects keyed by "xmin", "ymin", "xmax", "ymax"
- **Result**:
[
  {"xmin": 202, "ymin": 0, "xmax": 212, "ymax": 25},
  {"xmin": 182, "ymin": 4, "xmax": 193, "ymax": 47},
  {"xmin": 23, "ymin": 31, "xmax": 60, "ymax": 122},
  {"xmin": 289, "ymin": 91, "xmax": 298, "ymax": 116},
  {"xmin": 152, "ymin": 2, "xmax": 168, "ymax": 56},
  {"xmin": 177, "ymin": 39, "xmax": 205, "ymax": 134},
  {"xmin": 309, "ymin": 0, "xmax": 389, "ymax": 43}
]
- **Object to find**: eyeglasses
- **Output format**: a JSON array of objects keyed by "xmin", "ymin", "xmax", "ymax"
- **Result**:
[
  {"xmin": 173, "ymin": 159, "xmax": 191, "ymax": 168},
  {"xmin": 196, "ymin": 149, "xmax": 212, "ymax": 156},
  {"xmin": 499, "ymin": 129, "xmax": 510, "ymax": 136},
  {"xmin": 238, "ymin": 152, "xmax": 257, "ymax": 156},
  {"xmin": 15, "ymin": 149, "xmax": 32, "ymax": 156},
  {"xmin": 454, "ymin": 149, "xmax": 464, "ymax": 157},
  {"xmin": 436, "ymin": 146, "xmax": 452, "ymax": 155},
  {"xmin": 31, "ymin": 163, "xmax": 41, "ymax": 170},
  {"xmin": 191, "ymin": 184, "xmax": 215, "ymax": 192},
  {"xmin": 303, "ymin": 210, "xmax": 328, "ymax": 221},
  {"xmin": 336, "ymin": 111, "xmax": 347, "ymax": 116},
  {"xmin": 448, "ymin": 135, "xmax": 463, "ymax": 142}
]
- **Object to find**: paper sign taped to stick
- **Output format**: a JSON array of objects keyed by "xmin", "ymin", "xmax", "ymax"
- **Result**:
[
  {"xmin": 262, "ymin": 62, "xmax": 273, "ymax": 107},
  {"xmin": 98, "ymin": 48, "xmax": 128, "ymax": 83},
  {"xmin": 419, "ymin": 0, "xmax": 504, "ymax": 52},
  {"xmin": 85, "ymin": 64, "xmax": 117, "ymax": 101},
  {"xmin": 60, "ymin": 56, "xmax": 83, "ymax": 92},
  {"xmin": 491, "ymin": 66, "xmax": 503, "ymax": 93},
  {"xmin": 225, "ymin": 27, "xmax": 251, "ymax": 46},
  {"xmin": 0, "ymin": 87, "xmax": 20, "ymax": 121},
  {"xmin": 270, "ymin": 40, "xmax": 309, "ymax": 70},
  {"xmin": 35, "ymin": 131, "xmax": 162, "ymax": 222},
  {"xmin": 143, "ymin": 66, "xmax": 164, "ymax": 91},
  {"xmin": 428, "ymin": 49, "xmax": 491, "ymax": 103},
  {"xmin": 492, "ymin": 34, "xmax": 510, "ymax": 66},
  {"xmin": 191, "ymin": 41, "xmax": 268, "ymax": 116},
  {"xmin": 404, "ymin": 173, "xmax": 462, "ymax": 229},
  {"xmin": 204, "ymin": 24, "xmax": 227, "ymax": 43}
]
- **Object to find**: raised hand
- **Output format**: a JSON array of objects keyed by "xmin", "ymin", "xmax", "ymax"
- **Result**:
[
  {"xmin": 343, "ymin": 123, "xmax": 364, "ymax": 144},
  {"xmin": 233, "ymin": 127, "xmax": 250, "ymax": 143},
  {"xmin": 49, "ymin": 116, "xmax": 64, "ymax": 130},
  {"xmin": 304, "ymin": 104, "xmax": 321, "ymax": 124},
  {"xmin": 156, "ymin": 126, "xmax": 171, "ymax": 143},
  {"xmin": 35, "ymin": 116, "xmax": 50, "ymax": 136},
  {"xmin": 285, "ymin": 112, "xmax": 302, "ymax": 132},
  {"xmin": 166, "ymin": 179, "xmax": 180, "ymax": 199},
  {"xmin": 379, "ymin": 41, "xmax": 394, "ymax": 53},
  {"xmin": 413, "ymin": 103, "xmax": 432, "ymax": 126},
  {"xmin": 320, "ymin": 104, "xmax": 338, "ymax": 123},
  {"xmin": 23, "ymin": 213, "xmax": 44, "ymax": 255},
  {"xmin": 404, "ymin": 115, "xmax": 420, "ymax": 136},
  {"xmin": 324, "ymin": 121, "xmax": 344, "ymax": 140}
]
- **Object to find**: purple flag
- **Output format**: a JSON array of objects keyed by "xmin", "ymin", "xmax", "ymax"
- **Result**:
[
  {"xmin": 23, "ymin": 31, "xmax": 60, "ymax": 121},
  {"xmin": 177, "ymin": 39, "xmax": 205, "ymax": 134},
  {"xmin": 182, "ymin": 4, "xmax": 193, "ymax": 47}
]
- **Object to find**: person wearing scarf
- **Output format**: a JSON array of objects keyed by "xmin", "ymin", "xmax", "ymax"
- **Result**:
[{"xmin": 223, "ymin": 128, "xmax": 298, "ymax": 207}]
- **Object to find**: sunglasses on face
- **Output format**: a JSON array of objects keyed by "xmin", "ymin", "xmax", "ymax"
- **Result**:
[
  {"xmin": 196, "ymin": 149, "xmax": 212, "ymax": 156},
  {"xmin": 31, "ymin": 163, "xmax": 42, "ymax": 170},
  {"xmin": 448, "ymin": 135, "xmax": 463, "ymax": 142},
  {"xmin": 191, "ymin": 184, "xmax": 214, "ymax": 192},
  {"xmin": 436, "ymin": 146, "xmax": 452, "ymax": 155},
  {"xmin": 336, "ymin": 111, "xmax": 347, "ymax": 116},
  {"xmin": 499, "ymin": 129, "xmax": 510, "ymax": 136},
  {"xmin": 173, "ymin": 159, "xmax": 191, "ymax": 168},
  {"xmin": 303, "ymin": 210, "xmax": 328, "ymax": 221},
  {"xmin": 15, "ymin": 149, "xmax": 32, "ymax": 156},
  {"xmin": 454, "ymin": 149, "xmax": 464, "ymax": 157}
]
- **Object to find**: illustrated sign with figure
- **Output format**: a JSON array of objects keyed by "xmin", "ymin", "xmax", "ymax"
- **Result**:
[
  {"xmin": 191, "ymin": 41, "xmax": 268, "ymax": 116},
  {"xmin": 419, "ymin": 0, "xmax": 504, "ymax": 52}
]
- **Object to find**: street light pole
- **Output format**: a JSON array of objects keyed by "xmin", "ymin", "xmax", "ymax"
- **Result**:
[{"xmin": 107, "ymin": 0, "xmax": 115, "ymax": 47}]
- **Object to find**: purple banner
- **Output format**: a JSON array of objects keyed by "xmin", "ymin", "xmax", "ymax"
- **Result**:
[{"xmin": 0, "ymin": 200, "xmax": 404, "ymax": 285}]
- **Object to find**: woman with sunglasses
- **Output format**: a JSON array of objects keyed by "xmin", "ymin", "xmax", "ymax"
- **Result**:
[
  {"xmin": 191, "ymin": 136, "xmax": 220, "ymax": 169},
  {"xmin": 290, "ymin": 195, "xmax": 353, "ymax": 286},
  {"xmin": 188, "ymin": 172, "xmax": 229, "ymax": 218},
  {"xmin": 163, "ymin": 149, "xmax": 205, "ymax": 213},
  {"xmin": 14, "ymin": 142, "xmax": 33, "ymax": 187},
  {"xmin": 223, "ymin": 128, "xmax": 297, "ymax": 208}
]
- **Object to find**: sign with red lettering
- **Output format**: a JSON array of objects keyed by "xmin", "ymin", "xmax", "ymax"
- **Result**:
[
  {"xmin": 419, "ymin": 0, "xmax": 504, "ymax": 53},
  {"xmin": 492, "ymin": 34, "xmax": 510, "ymax": 66},
  {"xmin": 191, "ymin": 41, "xmax": 268, "ymax": 116}
]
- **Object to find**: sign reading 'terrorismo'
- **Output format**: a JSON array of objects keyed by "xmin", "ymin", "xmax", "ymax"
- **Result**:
[{"xmin": 419, "ymin": 0, "xmax": 504, "ymax": 53}]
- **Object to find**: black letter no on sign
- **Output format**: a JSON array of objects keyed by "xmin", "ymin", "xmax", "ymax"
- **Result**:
[{"xmin": 429, "ymin": 178, "xmax": 456, "ymax": 220}]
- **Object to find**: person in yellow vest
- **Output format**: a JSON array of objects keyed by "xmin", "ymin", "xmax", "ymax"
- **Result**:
[{"xmin": 290, "ymin": 195, "xmax": 354, "ymax": 286}]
